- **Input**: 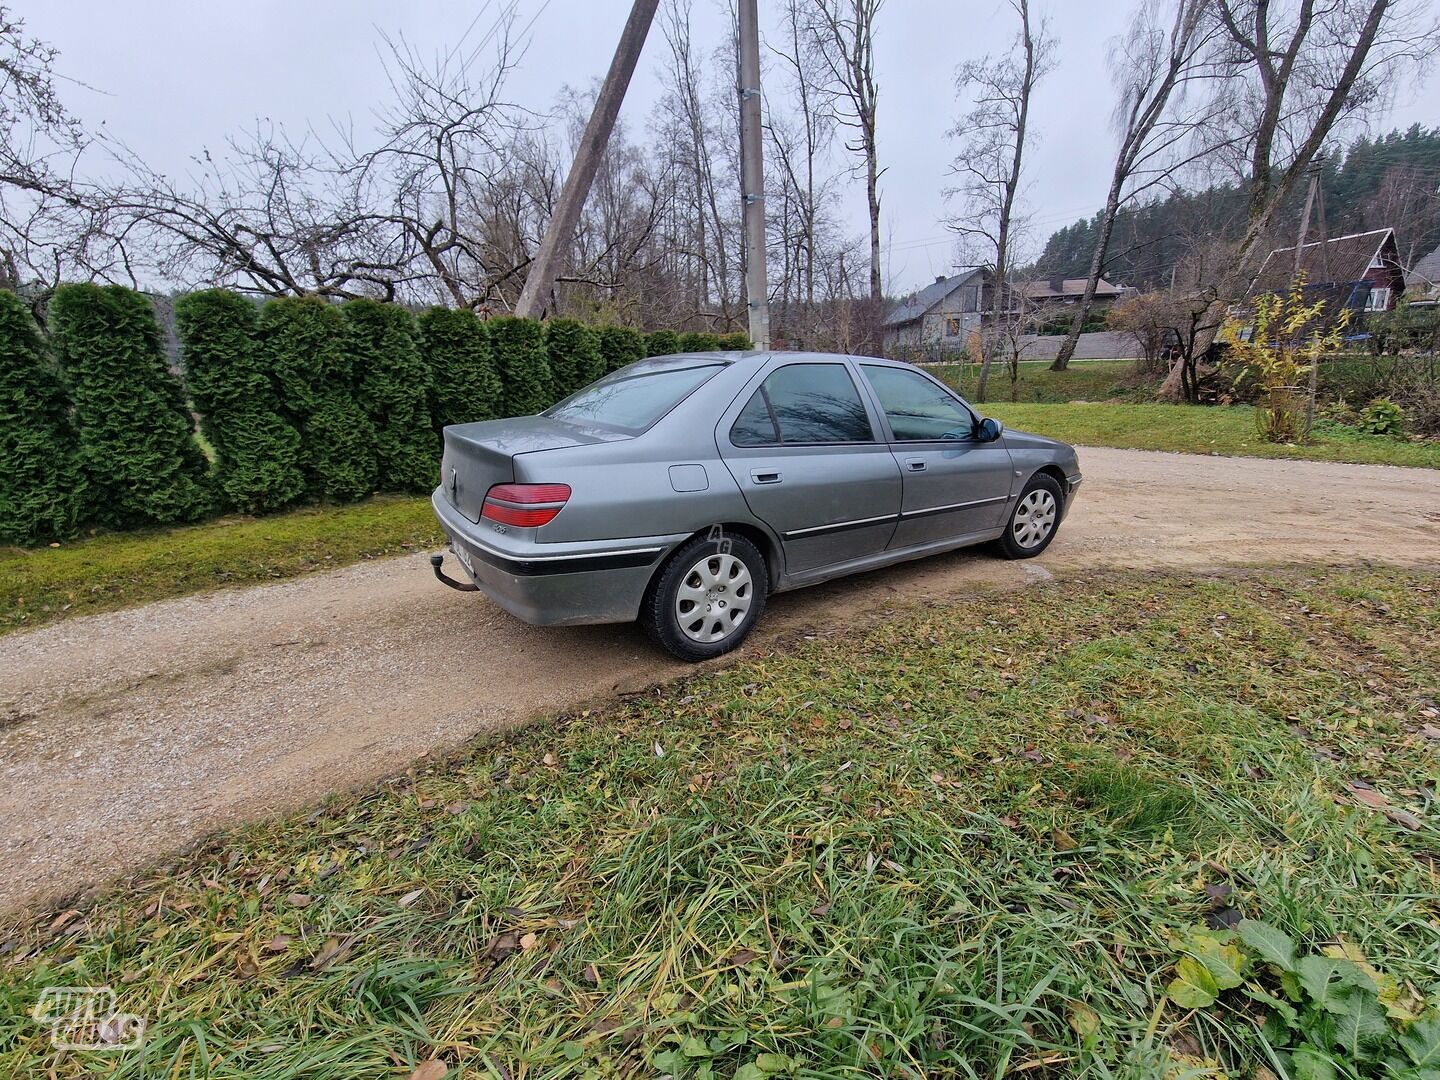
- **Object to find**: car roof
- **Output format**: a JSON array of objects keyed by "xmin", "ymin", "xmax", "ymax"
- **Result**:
[{"xmin": 647, "ymin": 349, "xmax": 907, "ymax": 370}]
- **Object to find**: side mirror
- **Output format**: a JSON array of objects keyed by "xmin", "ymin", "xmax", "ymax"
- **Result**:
[{"xmin": 977, "ymin": 417, "xmax": 1004, "ymax": 442}]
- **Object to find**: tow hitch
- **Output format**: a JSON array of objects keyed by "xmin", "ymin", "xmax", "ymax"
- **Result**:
[{"xmin": 431, "ymin": 553, "xmax": 478, "ymax": 592}]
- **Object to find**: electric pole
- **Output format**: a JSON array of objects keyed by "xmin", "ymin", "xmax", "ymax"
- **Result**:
[
  {"xmin": 1294, "ymin": 156, "xmax": 1330, "ymax": 436},
  {"xmin": 514, "ymin": 0, "xmax": 661, "ymax": 320},
  {"xmin": 738, "ymin": 0, "xmax": 771, "ymax": 349}
]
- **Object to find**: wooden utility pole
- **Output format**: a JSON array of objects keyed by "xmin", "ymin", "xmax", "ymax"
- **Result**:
[
  {"xmin": 1294, "ymin": 157, "xmax": 1331, "ymax": 435},
  {"xmin": 514, "ymin": 0, "xmax": 661, "ymax": 319},
  {"xmin": 738, "ymin": 0, "xmax": 771, "ymax": 349}
]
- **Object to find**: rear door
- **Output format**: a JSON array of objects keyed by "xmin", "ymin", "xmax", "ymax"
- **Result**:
[
  {"xmin": 718, "ymin": 360, "xmax": 900, "ymax": 575},
  {"xmin": 857, "ymin": 364, "xmax": 1014, "ymax": 548}
]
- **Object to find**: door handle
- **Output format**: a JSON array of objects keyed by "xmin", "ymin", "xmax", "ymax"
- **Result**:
[
  {"xmin": 904, "ymin": 458, "xmax": 927, "ymax": 472},
  {"xmin": 750, "ymin": 469, "xmax": 783, "ymax": 485}
]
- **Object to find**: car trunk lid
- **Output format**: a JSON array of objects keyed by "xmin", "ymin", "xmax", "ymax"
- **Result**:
[{"xmin": 440, "ymin": 416, "xmax": 629, "ymax": 523}]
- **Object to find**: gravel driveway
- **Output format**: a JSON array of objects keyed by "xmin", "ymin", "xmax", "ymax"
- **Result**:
[{"xmin": 3, "ymin": 446, "xmax": 1438, "ymax": 915}]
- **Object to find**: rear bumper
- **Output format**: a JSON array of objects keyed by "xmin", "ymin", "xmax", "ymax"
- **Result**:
[{"xmin": 430, "ymin": 489, "xmax": 675, "ymax": 626}]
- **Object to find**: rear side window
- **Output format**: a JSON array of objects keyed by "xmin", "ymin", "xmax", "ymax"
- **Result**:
[
  {"xmin": 729, "ymin": 363, "xmax": 873, "ymax": 446},
  {"xmin": 546, "ymin": 365, "xmax": 720, "ymax": 433},
  {"xmin": 860, "ymin": 364, "xmax": 976, "ymax": 441}
]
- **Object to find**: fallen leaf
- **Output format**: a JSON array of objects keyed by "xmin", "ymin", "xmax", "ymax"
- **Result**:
[
  {"xmin": 726, "ymin": 947, "xmax": 759, "ymax": 968},
  {"xmin": 309, "ymin": 936, "xmax": 353, "ymax": 970},
  {"xmin": 1383, "ymin": 807, "xmax": 1423, "ymax": 831},
  {"xmin": 445, "ymin": 801, "xmax": 469, "ymax": 815},
  {"xmin": 487, "ymin": 930, "xmax": 522, "ymax": 960},
  {"xmin": 409, "ymin": 1061, "xmax": 447, "ymax": 1080},
  {"xmin": 263, "ymin": 935, "xmax": 292, "ymax": 953},
  {"xmin": 519, "ymin": 932, "xmax": 539, "ymax": 951},
  {"xmin": 583, "ymin": 963, "xmax": 600, "ymax": 984},
  {"xmin": 542, "ymin": 752, "xmax": 558, "ymax": 767},
  {"xmin": 47, "ymin": 909, "xmax": 82, "ymax": 932},
  {"xmin": 398, "ymin": 889, "xmax": 424, "ymax": 908},
  {"xmin": 286, "ymin": 892, "xmax": 312, "ymax": 908},
  {"xmin": 1052, "ymin": 829, "xmax": 1077, "ymax": 851}
]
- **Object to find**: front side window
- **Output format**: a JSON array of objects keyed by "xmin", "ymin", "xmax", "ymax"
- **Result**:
[
  {"xmin": 729, "ymin": 363, "xmax": 873, "ymax": 446},
  {"xmin": 547, "ymin": 364, "xmax": 720, "ymax": 433},
  {"xmin": 1365, "ymin": 287, "xmax": 1391, "ymax": 312},
  {"xmin": 861, "ymin": 364, "xmax": 976, "ymax": 442}
]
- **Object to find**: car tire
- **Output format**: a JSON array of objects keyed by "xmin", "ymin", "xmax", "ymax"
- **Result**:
[
  {"xmin": 642, "ymin": 532, "xmax": 768, "ymax": 662},
  {"xmin": 994, "ymin": 473, "xmax": 1065, "ymax": 560}
]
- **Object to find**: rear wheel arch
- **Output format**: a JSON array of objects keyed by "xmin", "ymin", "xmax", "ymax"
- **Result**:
[{"xmin": 657, "ymin": 521, "xmax": 781, "ymax": 591}]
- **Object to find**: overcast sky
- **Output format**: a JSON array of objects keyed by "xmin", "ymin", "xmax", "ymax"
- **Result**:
[{"xmin": 26, "ymin": 0, "xmax": 1439, "ymax": 293}]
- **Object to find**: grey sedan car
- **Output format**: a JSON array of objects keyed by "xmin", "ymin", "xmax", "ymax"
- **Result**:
[{"xmin": 431, "ymin": 351, "xmax": 1081, "ymax": 660}]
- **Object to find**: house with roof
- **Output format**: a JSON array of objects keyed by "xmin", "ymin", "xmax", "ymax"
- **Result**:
[
  {"xmin": 881, "ymin": 271, "xmax": 988, "ymax": 356},
  {"xmin": 882, "ymin": 270, "xmax": 1131, "ymax": 357},
  {"xmin": 1014, "ymin": 277, "xmax": 1133, "ymax": 307},
  {"xmin": 1249, "ymin": 228, "xmax": 1406, "ymax": 317},
  {"xmin": 1405, "ymin": 242, "xmax": 1440, "ymax": 307}
]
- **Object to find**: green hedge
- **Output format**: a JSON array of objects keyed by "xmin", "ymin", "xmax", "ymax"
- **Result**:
[
  {"xmin": 2, "ymin": 285, "xmax": 746, "ymax": 545},
  {"xmin": 491, "ymin": 316, "xmax": 553, "ymax": 417},
  {"xmin": 347, "ymin": 299, "xmax": 436, "ymax": 494},
  {"xmin": 599, "ymin": 325, "xmax": 647, "ymax": 373},
  {"xmin": 545, "ymin": 318, "xmax": 604, "ymax": 401},
  {"xmin": 175, "ymin": 289, "xmax": 304, "ymax": 514},
  {"xmin": 260, "ymin": 296, "xmax": 377, "ymax": 502},
  {"xmin": 420, "ymin": 307, "xmax": 501, "ymax": 430},
  {"xmin": 0, "ymin": 291, "xmax": 84, "ymax": 544},
  {"xmin": 646, "ymin": 329, "xmax": 681, "ymax": 358},
  {"xmin": 49, "ymin": 284, "xmax": 211, "ymax": 529}
]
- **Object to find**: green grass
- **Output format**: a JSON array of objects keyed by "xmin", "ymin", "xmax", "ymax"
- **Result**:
[
  {"xmin": 932, "ymin": 358, "xmax": 1155, "ymax": 404},
  {"xmin": 0, "ymin": 496, "xmax": 440, "ymax": 636},
  {"xmin": 989, "ymin": 402, "xmax": 1440, "ymax": 468},
  {"xmin": 3, "ymin": 566, "xmax": 1438, "ymax": 1077}
]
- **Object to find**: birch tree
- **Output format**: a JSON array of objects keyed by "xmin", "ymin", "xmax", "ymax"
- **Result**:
[{"xmin": 945, "ymin": 0, "xmax": 1054, "ymax": 403}]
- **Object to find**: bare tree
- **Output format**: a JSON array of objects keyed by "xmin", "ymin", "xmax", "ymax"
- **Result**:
[
  {"xmin": 0, "ymin": 6, "xmax": 141, "ymax": 289},
  {"xmin": 1156, "ymin": 0, "xmax": 1440, "ymax": 399},
  {"xmin": 1050, "ymin": 0, "xmax": 1220, "ymax": 371},
  {"xmin": 808, "ymin": 0, "xmax": 885, "ymax": 304},
  {"xmin": 946, "ymin": 0, "xmax": 1054, "ymax": 403}
]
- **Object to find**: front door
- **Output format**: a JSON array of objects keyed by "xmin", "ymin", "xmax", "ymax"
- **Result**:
[
  {"xmin": 857, "ymin": 364, "xmax": 1014, "ymax": 548},
  {"xmin": 718, "ymin": 361, "xmax": 901, "ymax": 575}
]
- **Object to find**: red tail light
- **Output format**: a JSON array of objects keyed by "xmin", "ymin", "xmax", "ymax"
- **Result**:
[{"xmin": 481, "ymin": 483, "xmax": 571, "ymax": 527}]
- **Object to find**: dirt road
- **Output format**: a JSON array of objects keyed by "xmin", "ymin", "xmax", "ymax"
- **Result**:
[{"xmin": 3, "ymin": 447, "xmax": 1438, "ymax": 915}]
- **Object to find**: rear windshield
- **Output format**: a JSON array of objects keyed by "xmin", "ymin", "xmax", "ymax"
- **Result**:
[{"xmin": 545, "ymin": 364, "xmax": 721, "ymax": 433}]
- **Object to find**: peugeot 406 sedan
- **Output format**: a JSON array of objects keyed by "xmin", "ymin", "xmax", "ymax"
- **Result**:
[{"xmin": 430, "ymin": 351, "xmax": 1081, "ymax": 660}]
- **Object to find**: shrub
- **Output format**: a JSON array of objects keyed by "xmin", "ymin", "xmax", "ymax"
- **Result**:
[
  {"xmin": 490, "ymin": 316, "xmax": 552, "ymax": 417},
  {"xmin": 598, "ymin": 325, "xmax": 647, "ymax": 373},
  {"xmin": 545, "ymin": 318, "xmax": 604, "ymax": 400},
  {"xmin": 0, "ymin": 290, "xmax": 84, "ymax": 544},
  {"xmin": 718, "ymin": 331, "xmax": 753, "ymax": 350},
  {"xmin": 1220, "ymin": 276, "xmax": 1348, "ymax": 442},
  {"xmin": 346, "ymin": 299, "xmax": 436, "ymax": 493},
  {"xmin": 678, "ymin": 330, "xmax": 723, "ymax": 352},
  {"xmin": 646, "ymin": 329, "xmax": 681, "ymax": 357},
  {"xmin": 49, "ymin": 284, "xmax": 210, "ymax": 528},
  {"xmin": 259, "ymin": 296, "xmax": 376, "ymax": 501},
  {"xmin": 419, "ymin": 306, "xmax": 501, "ymax": 429},
  {"xmin": 1357, "ymin": 397, "xmax": 1405, "ymax": 436},
  {"xmin": 174, "ymin": 289, "xmax": 303, "ymax": 514}
]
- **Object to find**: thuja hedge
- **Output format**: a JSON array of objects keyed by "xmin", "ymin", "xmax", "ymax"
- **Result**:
[
  {"xmin": 175, "ymin": 289, "xmax": 303, "ymax": 514},
  {"xmin": 0, "ymin": 282, "xmax": 751, "ymax": 545},
  {"xmin": 49, "ymin": 284, "xmax": 212, "ymax": 530},
  {"xmin": 0, "ymin": 291, "xmax": 84, "ymax": 544}
]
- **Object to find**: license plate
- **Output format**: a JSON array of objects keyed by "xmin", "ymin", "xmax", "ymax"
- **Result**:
[{"xmin": 453, "ymin": 545, "xmax": 475, "ymax": 577}]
